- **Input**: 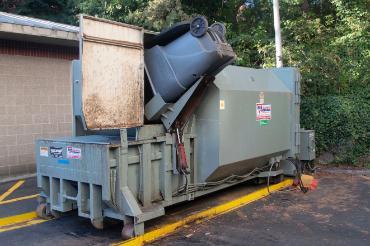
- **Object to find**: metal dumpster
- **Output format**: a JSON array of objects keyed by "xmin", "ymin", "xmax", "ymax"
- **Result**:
[{"xmin": 36, "ymin": 15, "xmax": 314, "ymax": 239}]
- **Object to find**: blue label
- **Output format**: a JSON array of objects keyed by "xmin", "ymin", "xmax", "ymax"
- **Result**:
[{"xmin": 58, "ymin": 159, "xmax": 70, "ymax": 165}]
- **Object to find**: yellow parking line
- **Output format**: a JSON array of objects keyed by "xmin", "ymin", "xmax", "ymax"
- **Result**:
[
  {"xmin": 0, "ymin": 180, "xmax": 25, "ymax": 202},
  {"xmin": 0, "ymin": 194, "xmax": 39, "ymax": 205},
  {"xmin": 0, "ymin": 218, "xmax": 47, "ymax": 233},
  {"xmin": 113, "ymin": 179, "xmax": 293, "ymax": 246},
  {"xmin": 0, "ymin": 212, "xmax": 49, "ymax": 233},
  {"xmin": 0, "ymin": 212, "xmax": 37, "ymax": 227}
]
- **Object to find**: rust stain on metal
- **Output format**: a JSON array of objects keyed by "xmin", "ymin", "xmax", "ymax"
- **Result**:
[{"xmin": 81, "ymin": 15, "xmax": 144, "ymax": 130}]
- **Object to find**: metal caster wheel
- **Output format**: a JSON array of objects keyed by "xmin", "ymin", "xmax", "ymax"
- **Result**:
[
  {"xmin": 211, "ymin": 22, "xmax": 226, "ymax": 37},
  {"xmin": 121, "ymin": 223, "xmax": 135, "ymax": 239},
  {"xmin": 50, "ymin": 210, "xmax": 61, "ymax": 219},
  {"xmin": 36, "ymin": 203, "xmax": 51, "ymax": 219},
  {"xmin": 190, "ymin": 16, "xmax": 208, "ymax": 37},
  {"xmin": 91, "ymin": 219, "xmax": 104, "ymax": 230}
]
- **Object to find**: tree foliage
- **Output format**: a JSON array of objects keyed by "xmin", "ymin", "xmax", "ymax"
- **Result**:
[
  {"xmin": 78, "ymin": 0, "xmax": 188, "ymax": 31},
  {"xmin": 1, "ymin": 0, "xmax": 79, "ymax": 24},
  {"xmin": 125, "ymin": 0, "xmax": 189, "ymax": 31},
  {"xmin": 1, "ymin": 0, "xmax": 369, "ymax": 164}
]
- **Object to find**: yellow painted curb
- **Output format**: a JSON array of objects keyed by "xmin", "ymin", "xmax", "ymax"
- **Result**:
[
  {"xmin": 0, "ymin": 180, "xmax": 25, "ymax": 202},
  {"xmin": 113, "ymin": 179, "xmax": 293, "ymax": 246},
  {"xmin": 0, "ymin": 194, "xmax": 39, "ymax": 205}
]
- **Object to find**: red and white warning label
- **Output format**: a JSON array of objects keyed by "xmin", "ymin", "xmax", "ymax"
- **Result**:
[
  {"xmin": 66, "ymin": 146, "xmax": 81, "ymax": 159},
  {"xmin": 256, "ymin": 103, "xmax": 272, "ymax": 121}
]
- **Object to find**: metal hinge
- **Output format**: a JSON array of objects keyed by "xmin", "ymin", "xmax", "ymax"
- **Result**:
[
  {"xmin": 295, "ymin": 124, "xmax": 301, "ymax": 147},
  {"xmin": 294, "ymin": 72, "xmax": 301, "ymax": 104},
  {"xmin": 187, "ymin": 192, "xmax": 195, "ymax": 201},
  {"xmin": 295, "ymin": 82, "xmax": 301, "ymax": 104}
]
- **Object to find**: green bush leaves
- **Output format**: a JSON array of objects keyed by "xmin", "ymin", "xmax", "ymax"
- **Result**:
[{"xmin": 301, "ymin": 91, "xmax": 369, "ymax": 164}]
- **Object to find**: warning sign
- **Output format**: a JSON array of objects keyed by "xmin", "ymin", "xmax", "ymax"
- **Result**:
[
  {"xmin": 256, "ymin": 103, "xmax": 272, "ymax": 121},
  {"xmin": 66, "ymin": 146, "xmax": 81, "ymax": 159}
]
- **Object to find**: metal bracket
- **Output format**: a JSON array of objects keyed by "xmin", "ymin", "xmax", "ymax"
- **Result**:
[
  {"xmin": 160, "ymin": 79, "xmax": 202, "ymax": 130},
  {"xmin": 144, "ymin": 78, "xmax": 203, "ymax": 130},
  {"xmin": 257, "ymin": 169, "xmax": 283, "ymax": 178},
  {"xmin": 120, "ymin": 186, "xmax": 143, "ymax": 217},
  {"xmin": 187, "ymin": 192, "xmax": 195, "ymax": 201}
]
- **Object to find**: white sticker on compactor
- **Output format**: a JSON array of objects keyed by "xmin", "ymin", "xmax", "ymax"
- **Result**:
[{"xmin": 40, "ymin": 147, "xmax": 48, "ymax": 157}]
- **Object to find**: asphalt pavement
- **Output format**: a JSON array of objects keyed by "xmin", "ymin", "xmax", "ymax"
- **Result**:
[
  {"xmin": 0, "ymin": 168, "xmax": 369, "ymax": 246},
  {"xmin": 150, "ymin": 170, "xmax": 370, "ymax": 246}
]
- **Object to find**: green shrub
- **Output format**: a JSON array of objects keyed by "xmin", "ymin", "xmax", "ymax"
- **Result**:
[{"xmin": 301, "ymin": 91, "xmax": 369, "ymax": 164}]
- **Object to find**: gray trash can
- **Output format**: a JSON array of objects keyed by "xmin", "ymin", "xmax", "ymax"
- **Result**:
[{"xmin": 145, "ymin": 17, "xmax": 235, "ymax": 103}]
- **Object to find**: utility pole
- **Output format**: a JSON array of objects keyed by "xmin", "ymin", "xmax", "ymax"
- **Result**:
[{"xmin": 273, "ymin": 0, "xmax": 283, "ymax": 67}]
